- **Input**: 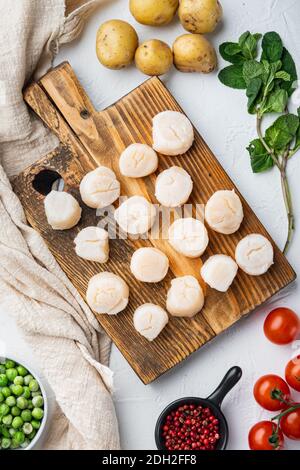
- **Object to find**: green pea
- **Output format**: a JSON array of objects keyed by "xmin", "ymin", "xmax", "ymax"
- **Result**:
[
  {"xmin": 17, "ymin": 365, "xmax": 28, "ymax": 377},
  {"xmin": 0, "ymin": 392, "xmax": 4, "ymax": 403},
  {"xmin": 23, "ymin": 374, "xmax": 34, "ymax": 386},
  {"xmin": 0, "ymin": 365, "xmax": 6, "ymax": 375},
  {"xmin": 5, "ymin": 360, "xmax": 15, "ymax": 369},
  {"xmin": 0, "ymin": 425, "xmax": 10, "ymax": 438},
  {"xmin": 0, "ymin": 403, "xmax": 10, "ymax": 417},
  {"xmin": 32, "ymin": 395, "xmax": 44, "ymax": 408},
  {"xmin": 14, "ymin": 431, "xmax": 25, "ymax": 444},
  {"xmin": 2, "ymin": 414, "xmax": 12, "ymax": 426},
  {"xmin": 9, "ymin": 428, "xmax": 16, "ymax": 437},
  {"xmin": 0, "ymin": 374, "xmax": 8, "ymax": 387},
  {"xmin": 11, "ymin": 406, "xmax": 21, "ymax": 417},
  {"xmin": 21, "ymin": 409, "xmax": 32, "ymax": 422},
  {"xmin": 22, "ymin": 386, "xmax": 31, "ymax": 399},
  {"xmin": 29, "ymin": 380, "xmax": 39, "ymax": 392},
  {"xmin": 5, "ymin": 396, "xmax": 16, "ymax": 407},
  {"xmin": 10, "ymin": 439, "xmax": 20, "ymax": 449},
  {"xmin": 1, "ymin": 437, "xmax": 11, "ymax": 449},
  {"xmin": 28, "ymin": 429, "xmax": 36, "ymax": 440},
  {"xmin": 12, "ymin": 416, "xmax": 23, "ymax": 429},
  {"xmin": 5, "ymin": 368, "xmax": 18, "ymax": 382},
  {"xmin": 14, "ymin": 376, "xmax": 24, "ymax": 386},
  {"xmin": 23, "ymin": 422, "xmax": 33, "ymax": 435},
  {"xmin": 27, "ymin": 400, "xmax": 33, "ymax": 410},
  {"xmin": 16, "ymin": 397, "xmax": 28, "ymax": 410},
  {"xmin": 21, "ymin": 439, "xmax": 30, "ymax": 449},
  {"xmin": 31, "ymin": 419, "xmax": 40, "ymax": 430},
  {"xmin": 32, "ymin": 407, "xmax": 44, "ymax": 420},
  {"xmin": 11, "ymin": 384, "xmax": 23, "ymax": 396},
  {"xmin": 1, "ymin": 387, "xmax": 11, "ymax": 398}
]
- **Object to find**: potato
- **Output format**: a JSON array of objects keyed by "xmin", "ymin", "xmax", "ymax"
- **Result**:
[
  {"xmin": 173, "ymin": 34, "xmax": 217, "ymax": 73},
  {"xmin": 179, "ymin": 0, "xmax": 222, "ymax": 34},
  {"xmin": 130, "ymin": 0, "xmax": 179, "ymax": 26},
  {"xmin": 135, "ymin": 40, "xmax": 173, "ymax": 76},
  {"xmin": 96, "ymin": 20, "xmax": 138, "ymax": 69}
]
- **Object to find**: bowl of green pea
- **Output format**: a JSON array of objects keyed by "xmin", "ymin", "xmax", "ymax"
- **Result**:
[{"xmin": 0, "ymin": 357, "xmax": 48, "ymax": 450}]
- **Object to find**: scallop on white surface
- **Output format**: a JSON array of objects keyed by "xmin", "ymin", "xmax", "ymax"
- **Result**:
[
  {"xmin": 155, "ymin": 166, "xmax": 193, "ymax": 207},
  {"xmin": 201, "ymin": 255, "xmax": 238, "ymax": 292},
  {"xmin": 114, "ymin": 196, "xmax": 157, "ymax": 235},
  {"xmin": 133, "ymin": 303, "xmax": 169, "ymax": 341},
  {"xmin": 235, "ymin": 234, "xmax": 274, "ymax": 276},
  {"xmin": 152, "ymin": 111, "xmax": 194, "ymax": 156},
  {"xmin": 44, "ymin": 190, "xmax": 82, "ymax": 230},
  {"xmin": 166, "ymin": 275, "xmax": 204, "ymax": 318},
  {"xmin": 79, "ymin": 166, "xmax": 120, "ymax": 209},
  {"xmin": 119, "ymin": 143, "xmax": 158, "ymax": 178},
  {"xmin": 86, "ymin": 272, "xmax": 129, "ymax": 315},
  {"xmin": 74, "ymin": 226, "xmax": 109, "ymax": 263},
  {"xmin": 168, "ymin": 217, "xmax": 209, "ymax": 258},
  {"xmin": 130, "ymin": 247, "xmax": 169, "ymax": 283},
  {"xmin": 205, "ymin": 190, "xmax": 244, "ymax": 235}
]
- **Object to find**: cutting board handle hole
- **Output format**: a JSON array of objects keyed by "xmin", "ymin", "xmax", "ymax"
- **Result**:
[{"xmin": 32, "ymin": 169, "xmax": 64, "ymax": 196}]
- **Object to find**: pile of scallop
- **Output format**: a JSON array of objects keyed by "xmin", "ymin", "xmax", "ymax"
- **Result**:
[
  {"xmin": 96, "ymin": 0, "xmax": 222, "ymax": 76},
  {"xmin": 44, "ymin": 110, "xmax": 274, "ymax": 342}
]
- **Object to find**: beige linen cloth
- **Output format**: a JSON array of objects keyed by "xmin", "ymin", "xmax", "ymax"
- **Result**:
[{"xmin": 0, "ymin": 0, "xmax": 120, "ymax": 450}]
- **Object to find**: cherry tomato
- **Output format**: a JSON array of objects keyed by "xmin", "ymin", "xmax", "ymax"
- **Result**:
[
  {"xmin": 253, "ymin": 375, "xmax": 290, "ymax": 411},
  {"xmin": 264, "ymin": 308, "xmax": 299, "ymax": 345},
  {"xmin": 285, "ymin": 356, "xmax": 300, "ymax": 392},
  {"xmin": 248, "ymin": 421, "xmax": 284, "ymax": 450},
  {"xmin": 280, "ymin": 406, "xmax": 300, "ymax": 440}
]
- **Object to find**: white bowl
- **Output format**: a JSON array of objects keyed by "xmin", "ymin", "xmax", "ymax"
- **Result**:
[{"xmin": 0, "ymin": 355, "xmax": 48, "ymax": 450}]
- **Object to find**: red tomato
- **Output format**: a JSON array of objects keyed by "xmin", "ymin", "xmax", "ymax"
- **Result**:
[
  {"xmin": 285, "ymin": 356, "xmax": 300, "ymax": 392},
  {"xmin": 264, "ymin": 308, "xmax": 299, "ymax": 345},
  {"xmin": 248, "ymin": 421, "xmax": 284, "ymax": 450},
  {"xmin": 280, "ymin": 406, "xmax": 300, "ymax": 440},
  {"xmin": 253, "ymin": 375, "xmax": 290, "ymax": 411}
]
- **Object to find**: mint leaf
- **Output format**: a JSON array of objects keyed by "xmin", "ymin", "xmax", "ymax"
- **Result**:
[
  {"xmin": 239, "ymin": 32, "xmax": 262, "ymax": 60},
  {"xmin": 243, "ymin": 60, "xmax": 264, "ymax": 85},
  {"xmin": 246, "ymin": 78, "xmax": 262, "ymax": 113},
  {"xmin": 247, "ymin": 139, "xmax": 274, "ymax": 173},
  {"xmin": 275, "ymin": 71, "xmax": 291, "ymax": 81},
  {"xmin": 260, "ymin": 61, "xmax": 282, "ymax": 110},
  {"xmin": 219, "ymin": 42, "xmax": 246, "ymax": 64},
  {"xmin": 219, "ymin": 32, "xmax": 262, "ymax": 65},
  {"xmin": 265, "ymin": 114, "xmax": 299, "ymax": 150},
  {"xmin": 260, "ymin": 88, "xmax": 288, "ymax": 114},
  {"xmin": 218, "ymin": 64, "xmax": 246, "ymax": 89},
  {"xmin": 261, "ymin": 60, "xmax": 271, "ymax": 84},
  {"xmin": 281, "ymin": 47, "xmax": 298, "ymax": 96},
  {"xmin": 225, "ymin": 43, "xmax": 242, "ymax": 55},
  {"xmin": 293, "ymin": 108, "xmax": 300, "ymax": 152},
  {"xmin": 262, "ymin": 32, "xmax": 283, "ymax": 63},
  {"xmin": 239, "ymin": 31, "xmax": 250, "ymax": 46}
]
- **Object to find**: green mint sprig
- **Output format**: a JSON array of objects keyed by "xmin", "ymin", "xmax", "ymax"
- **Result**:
[{"xmin": 218, "ymin": 31, "xmax": 299, "ymax": 254}]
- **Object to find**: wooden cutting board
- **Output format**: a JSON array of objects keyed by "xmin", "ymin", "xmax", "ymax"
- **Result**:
[{"xmin": 14, "ymin": 62, "xmax": 296, "ymax": 384}]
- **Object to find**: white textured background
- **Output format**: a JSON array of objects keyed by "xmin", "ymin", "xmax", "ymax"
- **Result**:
[{"xmin": 1, "ymin": 0, "xmax": 300, "ymax": 450}]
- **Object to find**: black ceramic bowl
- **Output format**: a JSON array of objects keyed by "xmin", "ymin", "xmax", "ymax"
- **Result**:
[{"xmin": 155, "ymin": 366, "xmax": 242, "ymax": 450}]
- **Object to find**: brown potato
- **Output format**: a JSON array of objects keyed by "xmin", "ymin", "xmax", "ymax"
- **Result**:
[
  {"xmin": 135, "ymin": 40, "xmax": 173, "ymax": 76},
  {"xmin": 96, "ymin": 20, "xmax": 138, "ymax": 69},
  {"xmin": 173, "ymin": 34, "xmax": 217, "ymax": 73},
  {"xmin": 179, "ymin": 0, "xmax": 222, "ymax": 34},
  {"xmin": 130, "ymin": 0, "xmax": 179, "ymax": 26}
]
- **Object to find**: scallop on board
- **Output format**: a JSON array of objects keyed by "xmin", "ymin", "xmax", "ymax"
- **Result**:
[{"xmin": 14, "ymin": 62, "xmax": 296, "ymax": 384}]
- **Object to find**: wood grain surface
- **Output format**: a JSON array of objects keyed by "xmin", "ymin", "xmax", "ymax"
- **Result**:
[{"xmin": 14, "ymin": 62, "xmax": 296, "ymax": 384}]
